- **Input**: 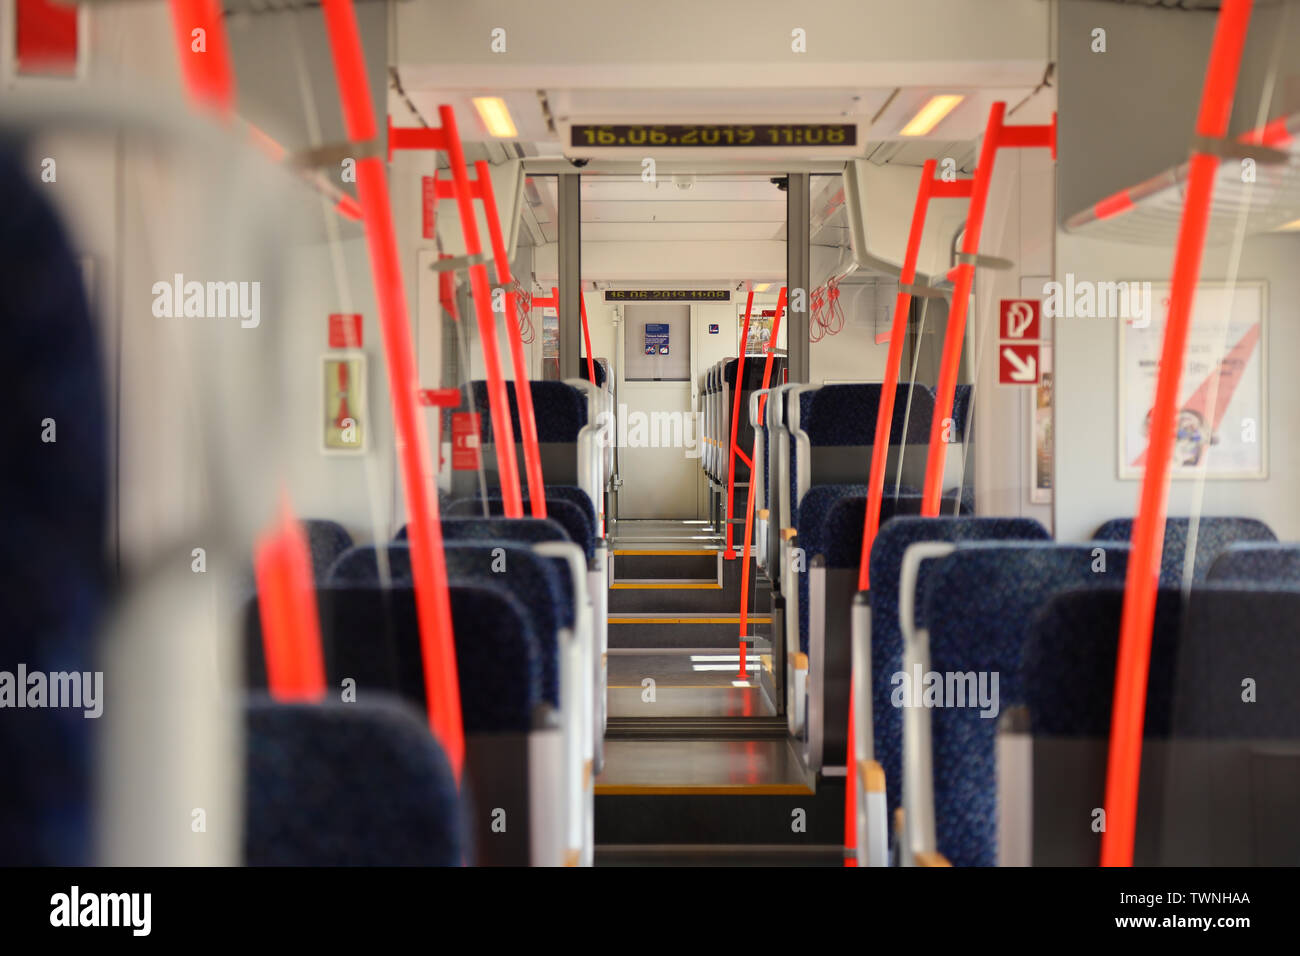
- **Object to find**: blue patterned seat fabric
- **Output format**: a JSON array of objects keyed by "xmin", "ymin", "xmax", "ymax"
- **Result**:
[
  {"xmin": 1173, "ymin": 585, "xmax": 1300, "ymax": 739},
  {"xmin": 446, "ymin": 496, "xmax": 595, "ymax": 560},
  {"xmin": 867, "ymin": 518, "xmax": 1050, "ymax": 850},
  {"xmin": 1207, "ymin": 542, "xmax": 1300, "ymax": 586},
  {"xmin": 2, "ymin": 148, "xmax": 107, "ymax": 865},
  {"xmin": 1092, "ymin": 516, "xmax": 1275, "ymax": 584},
  {"xmin": 1025, "ymin": 586, "xmax": 1184, "ymax": 737},
  {"xmin": 788, "ymin": 384, "xmax": 935, "ymax": 532},
  {"xmin": 922, "ymin": 542, "xmax": 1134, "ymax": 866},
  {"xmin": 468, "ymin": 380, "xmax": 588, "ymax": 443},
  {"xmin": 793, "ymin": 486, "xmax": 969, "ymax": 654},
  {"xmin": 318, "ymin": 576, "xmax": 542, "ymax": 731},
  {"xmin": 245, "ymin": 696, "xmax": 464, "ymax": 865},
  {"xmin": 302, "ymin": 519, "xmax": 354, "ymax": 583},
  {"xmin": 328, "ymin": 542, "xmax": 568, "ymax": 705}
]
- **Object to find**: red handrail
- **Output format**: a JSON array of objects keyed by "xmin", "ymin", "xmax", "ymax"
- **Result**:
[
  {"xmin": 843, "ymin": 160, "xmax": 974, "ymax": 864},
  {"xmin": 320, "ymin": 0, "xmax": 464, "ymax": 777},
  {"xmin": 736, "ymin": 287, "xmax": 786, "ymax": 680},
  {"xmin": 579, "ymin": 292, "xmax": 597, "ymax": 385},
  {"xmin": 438, "ymin": 106, "xmax": 524, "ymax": 518},
  {"xmin": 919, "ymin": 105, "xmax": 1055, "ymax": 516},
  {"xmin": 167, "ymin": 0, "xmax": 329, "ymax": 709},
  {"xmin": 724, "ymin": 291, "xmax": 757, "ymax": 559},
  {"xmin": 475, "ymin": 160, "xmax": 547, "ymax": 519},
  {"xmin": 1102, "ymin": 0, "xmax": 1255, "ymax": 868}
]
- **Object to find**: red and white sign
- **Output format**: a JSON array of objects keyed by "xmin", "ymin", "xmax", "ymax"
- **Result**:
[
  {"xmin": 999, "ymin": 298, "xmax": 1041, "ymax": 340},
  {"xmin": 451, "ymin": 412, "xmax": 481, "ymax": 470},
  {"xmin": 999, "ymin": 344, "xmax": 1040, "ymax": 385},
  {"xmin": 422, "ymin": 176, "xmax": 438, "ymax": 240},
  {"xmin": 329, "ymin": 313, "xmax": 363, "ymax": 348}
]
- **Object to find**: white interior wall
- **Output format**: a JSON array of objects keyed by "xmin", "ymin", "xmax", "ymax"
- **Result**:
[{"xmin": 1054, "ymin": 0, "xmax": 1300, "ymax": 541}]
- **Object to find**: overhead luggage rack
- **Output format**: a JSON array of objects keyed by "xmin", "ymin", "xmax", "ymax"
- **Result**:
[{"xmin": 1063, "ymin": 112, "xmax": 1300, "ymax": 244}]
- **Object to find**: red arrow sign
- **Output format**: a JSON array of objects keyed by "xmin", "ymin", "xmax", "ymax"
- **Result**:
[{"xmin": 999, "ymin": 344, "xmax": 1039, "ymax": 385}]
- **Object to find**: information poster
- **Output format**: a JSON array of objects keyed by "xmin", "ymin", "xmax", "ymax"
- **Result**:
[
  {"xmin": 644, "ymin": 322, "xmax": 670, "ymax": 355},
  {"xmin": 1031, "ymin": 347, "xmax": 1053, "ymax": 503},
  {"xmin": 1118, "ymin": 282, "xmax": 1266, "ymax": 479}
]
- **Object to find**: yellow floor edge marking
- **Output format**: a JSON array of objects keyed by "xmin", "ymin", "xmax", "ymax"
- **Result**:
[
  {"xmin": 607, "ymin": 616, "xmax": 771, "ymax": 624},
  {"xmin": 610, "ymin": 581, "xmax": 721, "ymax": 590},
  {"xmin": 595, "ymin": 784, "xmax": 814, "ymax": 796},
  {"xmin": 612, "ymin": 549, "xmax": 720, "ymax": 556}
]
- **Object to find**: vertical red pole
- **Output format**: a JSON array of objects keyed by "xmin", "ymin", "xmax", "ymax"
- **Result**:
[
  {"xmin": 320, "ymin": 0, "xmax": 464, "ymax": 777},
  {"xmin": 858, "ymin": 161, "xmax": 939, "ymax": 590},
  {"xmin": 920, "ymin": 103, "xmax": 1005, "ymax": 516},
  {"xmin": 440, "ymin": 106, "xmax": 524, "ymax": 518},
  {"xmin": 254, "ymin": 500, "xmax": 327, "ymax": 701},
  {"xmin": 1102, "ymin": 0, "xmax": 1254, "ymax": 867},
  {"xmin": 579, "ymin": 291, "xmax": 597, "ymax": 385},
  {"xmin": 168, "ymin": 0, "xmax": 234, "ymax": 117},
  {"xmin": 724, "ymin": 291, "xmax": 756, "ymax": 559},
  {"xmin": 737, "ymin": 287, "xmax": 786, "ymax": 680},
  {"xmin": 475, "ymin": 161, "xmax": 547, "ymax": 519},
  {"xmin": 167, "ymin": 0, "xmax": 329, "ymax": 710}
]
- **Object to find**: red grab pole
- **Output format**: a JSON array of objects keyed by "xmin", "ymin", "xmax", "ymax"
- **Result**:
[
  {"xmin": 919, "ymin": 106, "xmax": 1055, "ymax": 516},
  {"xmin": 920, "ymin": 103, "xmax": 1005, "ymax": 516},
  {"xmin": 579, "ymin": 292, "xmax": 597, "ymax": 385},
  {"xmin": 439, "ymin": 106, "xmax": 524, "ymax": 518},
  {"xmin": 254, "ymin": 500, "xmax": 327, "ymax": 702},
  {"xmin": 842, "ymin": 162, "xmax": 974, "ymax": 864},
  {"xmin": 737, "ymin": 287, "xmax": 786, "ymax": 680},
  {"xmin": 1102, "ymin": 0, "xmax": 1255, "ymax": 868},
  {"xmin": 724, "ymin": 291, "xmax": 757, "ymax": 559},
  {"xmin": 320, "ymin": 0, "xmax": 464, "ymax": 777},
  {"xmin": 475, "ymin": 160, "xmax": 547, "ymax": 518},
  {"xmin": 167, "ymin": 0, "xmax": 329, "ymax": 709}
]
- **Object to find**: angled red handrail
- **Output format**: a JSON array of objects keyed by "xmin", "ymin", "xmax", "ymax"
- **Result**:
[
  {"xmin": 474, "ymin": 160, "xmax": 547, "ymax": 518},
  {"xmin": 737, "ymin": 287, "xmax": 786, "ymax": 680},
  {"xmin": 724, "ymin": 291, "xmax": 757, "ymax": 559},
  {"xmin": 1102, "ymin": 0, "xmax": 1255, "ymax": 867},
  {"xmin": 167, "ymin": 0, "xmax": 328, "ymax": 709},
  {"xmin": 438, "ymin": 106, "xmax": 524, "ymax": 518},
  {"xmin": 843, "ymin": 160, "xmax": 974, "ymax": 865},
  {"xmin": 320, "ymin": 0, "xmax": 464, "ymax": 777},
  {"xmin": 919, "ymin": 105, "xmax": 1055, "ymax": 516},
  {"xmin": 579, "ymin": 292, "xmax": 597, "ymax": 385}
]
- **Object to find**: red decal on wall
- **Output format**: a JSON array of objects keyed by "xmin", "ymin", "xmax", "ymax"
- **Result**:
[
  {"xmin": 329, "ymin": 313, "xmax": 363, "ymax": 348},
  {"xmin": 451, "ymin": 413, "xmax": 481, "ymax": 471},
  {"xmin": 17, "ymin": 0, "xmax": 79, "ymax": 77}
]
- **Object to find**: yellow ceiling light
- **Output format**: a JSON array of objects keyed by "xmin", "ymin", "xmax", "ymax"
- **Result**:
[
  {"xmin": 473, "ymin": 96, "xmax": 517, "ymax": 138},
  {"xmin": 1278, "ymin": 217, "xmax": 1300, "ymax": 231},
  {"xmin": 753, "ymin": 282, "xmax": 772, "ymax": 292},
  {"xmin": 900, "ymin": 94, "xmax": 964, "ymax": 136}
]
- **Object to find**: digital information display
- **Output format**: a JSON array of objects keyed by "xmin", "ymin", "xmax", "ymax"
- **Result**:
[
  {"xmin": 571, "ymin": 123, "xmax": 856, "ymax": 149},
  {"xmin": 604, "ymin": 290, "xmax": 731, "ymax": 302}
]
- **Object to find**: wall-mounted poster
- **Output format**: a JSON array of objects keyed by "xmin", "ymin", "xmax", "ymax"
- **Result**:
[
  {"xmin": 1030, "ymin": 347, "xmax": 1053, "ymax": 503},
  {"xmin": 323, "ymin": 355, "xmax": 366, "ymax": 453},
  {"xmin": 740, "ymin": 305, "xmax": 786, "ymax": 354},
  {"xmin": 1118, "ymin": 281, "xmax": 1266, "ymax": 479}
]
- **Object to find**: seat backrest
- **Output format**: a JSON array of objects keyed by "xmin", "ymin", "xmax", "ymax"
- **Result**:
[
  {"xmin": 867, "ymin": 517, "xmax": 1050, "ymax": 833},
  {"xmin": 1024, "ymin": 586, "xmax": 1185, "ymax": 738},
  {"xmin": 2, "ymin": 147, "xmax": 107, "ymax": 865},
  {"xmin": 327, "ymin": 542, "xmax": 568, "ymax": 705},
  {"xmin": 319, "ymin": 580, "xmax": 542, "ymax": 731},
  {"xmin": 302, "ymin": 519, "xmax": 354, "ymax": 583},
  {"xmin": 1092, "ymin": 516, "xmax": 1276, "ymax": 584},
  {"xmin": 445, "ymin": 496, "xmax": 594, "ymax": 559},
  {"xmin": 921, "ymin": 542, "xmax": 1133, "ymax": 866},
  {"xmin": 469, "ymin": 380, "xmax": 588, "ymax": 443},
  {"xmin": 244, "ymin": 696, "xmax": 463, "ymax": 865},
  {"xmin": 1207, "ymin": 542, "xmax": 1300, "ymax": 586}
]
